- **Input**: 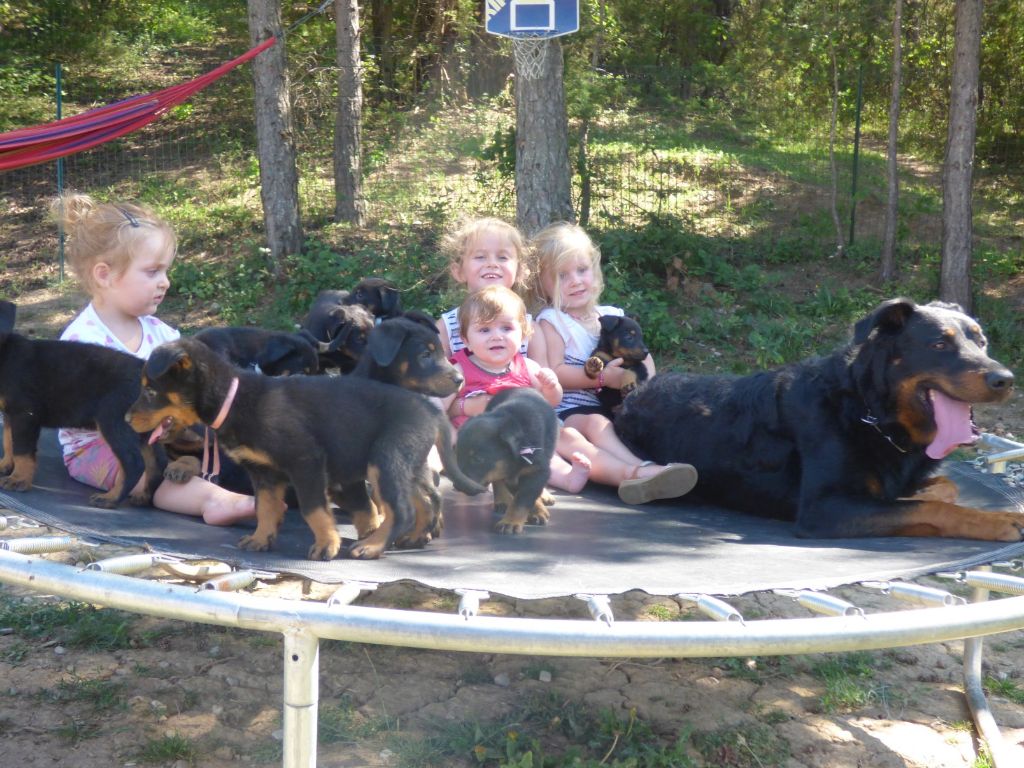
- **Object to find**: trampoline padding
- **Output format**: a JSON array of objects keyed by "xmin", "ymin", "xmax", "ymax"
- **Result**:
[{"xmin": 1, "ymin": 432, "xmax": 1022, "ymax": 598}]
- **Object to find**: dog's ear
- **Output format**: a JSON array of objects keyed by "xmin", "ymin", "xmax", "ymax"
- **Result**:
[
  {"xmin": 402, "ymin": 309, "xmax": 439, "ymax": 334},
  {"xmin": 378, "ymin": 286, "xmax": 402, "ymax": 317},
  {"xmin": 146, "ymin": 343, "xmax": 192, "ymax": 379},
  {"xmin": 598, "ymin": 315, "xmax": 622, "ymax": 334},
  {"xmin": 259, "ymin": 335, "xmax": 301, "ymax": 369},
  {"xmin": 0, "ymin": 300, "xmax": 16, "ymax": 333},
  {"xmin": 366, "ymin": 322, "xmax": 405, "ymax": 366},
  {"xmin": 853, "ymin": 298, "xmax": 917, "ymax": 344}
]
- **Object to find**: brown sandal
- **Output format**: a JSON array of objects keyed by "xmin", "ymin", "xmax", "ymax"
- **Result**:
[{"xmin": 618, "ymin": 463, "xmax": 698, "ymax": 505}]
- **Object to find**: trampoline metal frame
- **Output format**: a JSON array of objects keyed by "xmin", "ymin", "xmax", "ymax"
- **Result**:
[{"xmin": 0, "ymin": 434, "xmax": 1023, "ymax": 767}]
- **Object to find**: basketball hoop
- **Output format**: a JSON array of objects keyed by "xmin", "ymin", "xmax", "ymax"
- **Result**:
[
  {"xmin": 511, "ymin": 33, "xmax": 550, "ymax": 81},
  {"xmin": 485, "ymin": 0, "xmax": 577, "ymax": 81}
]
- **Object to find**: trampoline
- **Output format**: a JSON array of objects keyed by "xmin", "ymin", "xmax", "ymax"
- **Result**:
[{"xmin": 2, "ymin": 429, "xmax": 1024, "ymax": 767}]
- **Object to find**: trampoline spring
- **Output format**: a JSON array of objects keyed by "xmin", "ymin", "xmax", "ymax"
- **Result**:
[
  {"xmin": 327, "ymin": 581, "xmax": 377, "ymax": 608},
  {"xmin": 201, "ymin": 570, "xmax": 258, "ymax": 592},
  {"xmin": 961, "ymin": 571, "xmax": 1024, "ymax": 597},
  {"xmin": 0, "ymin": 516, "xmax": 7, "ymax": 531},
  {"xmin": 575, "ymin": 594, "xmax": 614, "ymax": 626},
  {"xmin": 0, "ymin": 536, "xmax": 77, "ymax": 554},
  {"xmin": 885, "ymin": 581, "xmax": 966, "ymax": 607},
  {"xmin": 84, "ymin": 554, "xmax": 177, "ymax": 575},
  {"xmin": 796, "ymin": 591, "xmax": 865, "ymax": 618},
  {"xmin": 455, "ymin": 589, "xmax": 490, "ymax": 619},
  {"xmin": 678, "ymin": 593, "xmax": 745, "ymax": 624}
]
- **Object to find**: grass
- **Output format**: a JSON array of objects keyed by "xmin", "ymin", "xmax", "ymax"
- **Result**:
[
  {"xmin": 0, "ymin": 594, "xmax": 140, "ymax": 651},
  {"xmin": 135, "ymin": 732, "xmax": 199, "ymax": 764},
  {"xmin": 984, "ymin": 677, "xmax": 1024, "ymax": 705}
]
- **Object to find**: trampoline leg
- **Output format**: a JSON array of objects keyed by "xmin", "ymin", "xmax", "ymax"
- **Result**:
[
  {"xmin": 282, "ymin": 628, "xmax": 320, "ymax": 768},
  {"xmin": 964, "ymin": 566, "xmax": 1011, "ymax": 768}
]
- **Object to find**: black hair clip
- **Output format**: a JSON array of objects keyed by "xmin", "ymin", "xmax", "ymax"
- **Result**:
[{"xmin": 116, "ymin": 207, "xmax": 140, "ymax": 228}]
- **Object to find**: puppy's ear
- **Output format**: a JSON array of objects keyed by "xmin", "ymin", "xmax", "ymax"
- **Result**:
[
  {"xmin": 379, "ymin": 286, "xmax": 402, "ymax": 316},
  {"xmin": 598, "ymin": 315, "xmax": 622, "ymax": 333},
  {"xmin": 260, "ymin": 336, "xmax": 299, "ymax": 369},
  {"xmin": 367, "ymin": 322, "xmax": 405, "ymax": 366},
  {"xmin": 0, "ymin": 300, "xmax": 16, "ymax": 333},
  {"xmin": 147, "ymin": 343, "xmax": 192, "ymax": 379},
  {"xmin": 853, "ymin": 298, "xmax": 917, "ymax": 344}
]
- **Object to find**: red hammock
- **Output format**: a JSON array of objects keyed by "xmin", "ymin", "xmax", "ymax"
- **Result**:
[{"xmin": 0, "ymin": 37, "xmax": 276, "ymax": 173}]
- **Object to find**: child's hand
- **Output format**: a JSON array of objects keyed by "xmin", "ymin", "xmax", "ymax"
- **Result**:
[
  {"xmin": 599, "ymin": 358, "xmax": 632, "ymax": 390},
  {"xmin": 536, "ymin": 367, "xmax": 559, "ymax": 392}
]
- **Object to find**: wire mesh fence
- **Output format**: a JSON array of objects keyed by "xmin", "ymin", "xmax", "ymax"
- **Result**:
[{"xmin": 0, "ymin": 49, "xmax": 966, "ymax": 268}]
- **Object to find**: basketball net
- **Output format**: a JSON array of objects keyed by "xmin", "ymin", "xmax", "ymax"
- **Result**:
[{"xmin": 511, "ymin": 35, "xmax": 549, "ymax": 80}]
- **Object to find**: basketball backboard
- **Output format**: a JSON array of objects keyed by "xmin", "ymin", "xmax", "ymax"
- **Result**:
[{"xmin": 485, "ymin": 0, "xmax": 579, "ymax": 39}]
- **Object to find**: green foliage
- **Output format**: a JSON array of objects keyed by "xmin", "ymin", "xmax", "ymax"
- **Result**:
[
  {"xmin": 0, "ymin": 595, "xmax": 138, "ymax": 651},
  {"xmin": 135, "ymin": 732, "xmax": 198, "ymax": 764},
  {"xmin": 49, "ymin": 678, "xmax": 126, "ymax": 712},
  {"xmin": 692, "ymin": 722, "xmax": 790, "ymax": 768},
  {"xmin": 984, "ymin": 676, "xmax": 1024, "ymax": 705}
]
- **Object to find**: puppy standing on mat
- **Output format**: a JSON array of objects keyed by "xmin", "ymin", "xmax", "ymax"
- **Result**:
[{"xmin": 128, "ymin": 338, "xmax": 486, "ymax": 560}]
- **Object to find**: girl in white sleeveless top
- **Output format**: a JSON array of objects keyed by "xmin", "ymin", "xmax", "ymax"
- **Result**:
[{"xmin": 530, "ymin": 222, "xmax": 698, "ymax": 505}]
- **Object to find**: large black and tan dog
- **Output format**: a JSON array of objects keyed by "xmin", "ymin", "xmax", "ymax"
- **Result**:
[
  {"xmin": 127, "ymin": 338, "xmax": 485, "ymax": 560},
  {"xmin": 456, "ymin": 388, "xmax": 557, "ymax": 534},
  {"xmin": 0, "ymin": 300, "xmax": 164, "ymax": 507},
  {"xmin": 615, "ymin": 298, "xmax": 1023, "ymax": 541}
]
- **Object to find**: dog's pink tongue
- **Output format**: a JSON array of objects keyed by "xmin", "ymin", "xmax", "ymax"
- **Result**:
[
  {"xmin": 927, "ymin": 390, "xmax": 975, "ymax": 459},
  {"xmin": 147, "ymin": 420, "xmax": 167, "ymax": 446}
]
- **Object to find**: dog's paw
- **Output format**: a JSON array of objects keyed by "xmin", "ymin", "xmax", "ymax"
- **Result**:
[
  {"xmin": 89, "ymin": 492, "xmax": 120, "ymax": 509},
  {"xmin": 128, "ymin": 491, "xmax": 153, "ymax": 507},
  {"xmin": 238, "ymin": 533, "xmax": 275, "ymax": 552},
  {"xmin": 584, "ymin": 356, "xmax": 605, "ymax": 378},
  {"xmin": 986, "ymin": 513, "xmax": 1024, "ymax": 542},
  {"xmin": 494, "ymin": 517, "xmax": 526, "ymax": 535},
  {"xmin": 619, "ymin": 369, "xmax": 639, "ymax": 395},
  {"xmin": 394, "ymin": 531, "xmax": 431, "ymax": 549},
  {"xmin": 348, "ymin": 541, "xmax": 385, "ymax": 559},
  {"xmin": 307, "ymin": 535, "xmax": 341, "ymax": 560},
  {"xmin": 527, "ymin": 506, "xmax": 550, "ymax": 526},
  {"xmin": 540, "ymin": 490, "xmax": 556, "ymax": 506},
  {"xmin": 0, "ymin": 475, "xmax": 30, "ymax": 492},
  {"xmin": 164, "ymin": 456, "xmax": 201, "ymax": 484}
]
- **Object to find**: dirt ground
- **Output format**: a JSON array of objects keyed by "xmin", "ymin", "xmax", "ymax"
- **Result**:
[{"xmin": 2, "ymin": 278, "xmax": 1024, "ymax": 766}]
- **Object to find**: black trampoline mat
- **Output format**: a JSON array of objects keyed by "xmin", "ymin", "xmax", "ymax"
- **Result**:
[{"xmin": 2, "ymin": 431, "xmax": 1023, "ymax": 599}]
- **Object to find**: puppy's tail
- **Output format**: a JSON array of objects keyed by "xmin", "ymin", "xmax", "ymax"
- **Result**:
[{"xmin": 436, "ymin": 420, "xmax": 487, "ymax": 495}]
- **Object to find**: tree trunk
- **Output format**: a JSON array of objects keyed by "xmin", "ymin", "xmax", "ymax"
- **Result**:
[
  {"xmin": 940, "ymin": 0, "xmax": 982, "ymax": 312},
  {"xmin": 515, "ymin": 39, "xmax": 574, "ymax": 237},
  {"xmin": 334, "ymin": 0, "xmax": 365, "ymax": 225},
  {"xmin": 880, "ymin": 0, "xmax": 903, "ymax": 282},
  {"xmin": 368, "ymin": 0, "xmax": 396, "ymax": 99},
  {"xmin": 827, "ymin": 36, "xmax": 844, "ymax": 258},
  {"xmin": 247, "ymin": 0, "xmax": 303, "ymax": 276}
]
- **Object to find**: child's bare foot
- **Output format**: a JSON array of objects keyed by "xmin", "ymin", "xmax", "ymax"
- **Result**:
[
  {"xmin": 201, "ymin": 495, "xmax": 257, "ymax": 526},
  {"xmin": 546, "ymin": 452, "xmax": 592, "ymax": 494},
  {"xmin": 560, "ymin": 452, "xmax": 591, "ymax": 493}
]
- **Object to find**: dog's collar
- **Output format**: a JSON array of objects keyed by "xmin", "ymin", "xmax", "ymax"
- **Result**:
[
  {"xmin": 211, "ymin": 377, "xmax": 239, "ymax": 430},
  {"xmin": 860, "ymin": 410, "xmax": 909, "ymax": 454}
]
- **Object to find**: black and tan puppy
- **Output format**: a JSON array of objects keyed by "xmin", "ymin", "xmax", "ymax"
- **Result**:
[
  {"xmin": 192, "ymin": 326, "xmax": 318, "ymax": 376},
  {"xmin": 456, "ymin": 388, "xmax": 557, "ymax": 534},
  {"xmin": 616, "ymin": 298, "xmax": 1023, "ymax": 541},
  {"xmin": 302, "ymin": 277, "xmax": 403, "ymax": 372},
  {"xmin": 352, "ymin": 312, "xmax": 463, "ymax": 396},
  {"xmin": 584, "ymin": 314, "xmax": 649, "ymax": 412},
  {"xmin": 0, "ymin": 300, "xmax": 164, "ymax": 507},
  {"xmin": 300, "ymin": 301, "xmax": 374, "ymax": 373},
  {"xmin": 127, "ymin": 338, "xmax": 485, "ymax": 560}
]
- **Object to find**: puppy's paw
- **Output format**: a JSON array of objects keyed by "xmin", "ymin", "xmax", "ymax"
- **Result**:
[
  {"xmin": 164, "ymin": 456, "xmax": 201, "ymax": 484},
  {"xmin": 128, "ymin": 490, "xmax": 153, "ymax": 507},
  {"xmin": 0, "ymin": 475, "xmax": 31, "ymax": 492},
  {"xmin": 494, "ymin": 515, "xmax": 527, "ymax": 534},
  {"xmin": 540, "ymin": 490, "xmax": 556, "ymax": 506},
  {"xmin": 584, "ymin": 356, "xmax": 605, "ymax": 378},
  {"xmin": 238, "ymin": 532, "xmax": 275, "ymax": 552},
  {"xmin": 527, "ymin": 504, "xmax": 550, "ymax": 526},
  {"xmin": 620, "ymin": 369, "xmax": 639, "ymax": 395},
  {"xmin": 348, "ymin": 541, "xmax": 385, "ymax": 559},
  {"xmin": 89, "ymin": 492, "xmax": 120, "ymax": 509},
  {"xmin": 307, "ymin": 535, "xmax": 341, "ymax": 560}
]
